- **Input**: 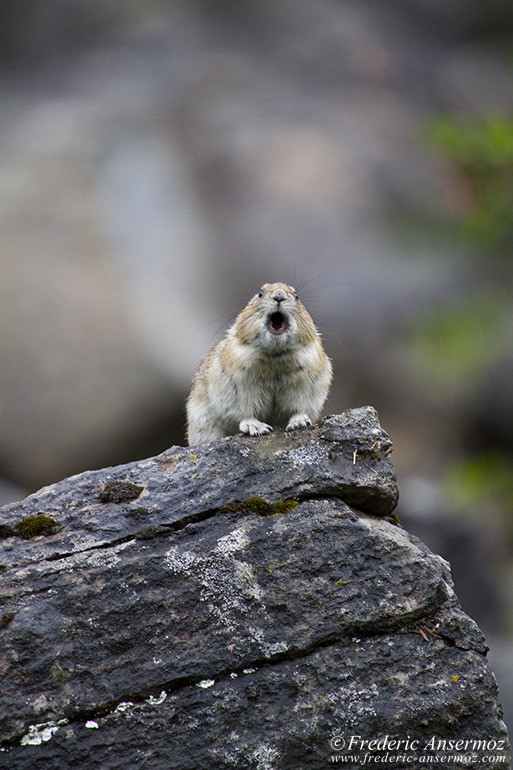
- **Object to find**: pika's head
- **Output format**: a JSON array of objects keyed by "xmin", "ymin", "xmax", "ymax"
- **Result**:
[{"xmin": 235, "ymin": 282, "xmax": 317, "ymax": 351}]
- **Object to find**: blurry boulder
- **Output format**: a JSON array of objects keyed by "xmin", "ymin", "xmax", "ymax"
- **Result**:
[{"xmin": 0, "ymin": 77, "xmax": 217, "ymax": 490}]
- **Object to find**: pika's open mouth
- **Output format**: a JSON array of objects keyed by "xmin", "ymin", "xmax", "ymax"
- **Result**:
[{"xmin": 267, "ymin": 311, "xmax": 289, "ymax": 335}]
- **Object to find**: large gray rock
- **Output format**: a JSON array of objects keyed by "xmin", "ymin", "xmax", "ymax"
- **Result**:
[{"xmin": 0, "ymin": 408, "xmax": 510, "ymax": 769}]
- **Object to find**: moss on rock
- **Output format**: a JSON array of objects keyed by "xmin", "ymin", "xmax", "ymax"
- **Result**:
[
  {"xmin": 219, "ymin": 496, "xmax": 298, "ymax": 516},
  {"xmin": 99, "ymin": 481, "xmax": 144, "ymax": 504},
  {"xmin": 15, "ymin": 514, "xmax": 61, "ymax": 539}
]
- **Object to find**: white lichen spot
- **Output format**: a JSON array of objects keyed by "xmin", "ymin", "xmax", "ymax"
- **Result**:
[
  {"xmin": 165, "ymin": 529, "xmax": 266, "ymax": 635},
  {"xmin": 267, "ymin": 641, "xmax": 288, "ymax": 656},
  {"xmin": 114, "ymin": 702, "xmax": 134, "ymax": 714},
  {"xmin": 288, "ymin": 445, "xmax": 321, "ymax": 468},
  {"xmin": 214, "ymin": 527, "xmax": 250, "ymax": 555},
  {"xmin": 249, "ymin": 627, "xmax": 288, "ymax": 658},
  {"xmin": 336, "ymin": 682, "xmax": 379, "ymax": 727},
  {"xmin": 31, "ymin": 694, "xmax": 49, "ymax": 713},
  {"xmin": 252, "ymin": 742, "xmax": 280, "ymax": 770},
  {"xmin": 249, "ymin": 626, "xmax": 265, "ymax": 645},
  {"xmin": 197, "ymin": 679, "xmax": 215, "ymax": 689},
  {"xmin": 21, "ymin": 720, "xmax": 68, "ymax": 746},
  {"xmin": 146, "ymin": 690, "xmax": 167, "ymax": 705},
  {"xmin": 243, "ymin": 668, "xmax": 256, "ymax": 675},
  {"xmin": 234, "ymin": 560, "xmax": 263, "ymax": 601},
  {"xmin": 85, "ymin": 720, "xmax": 99, "ymax": 729},
  {"xmin": 164, "ymin": 547, "xmax": 198, "ymax": 573},
  {"xmin": 196, "ymin": 552, "xmax": 266, "ymax": 631},
  {"xmin": 76, "ymin": 540, "xmax": 131, "ymax": 569}
]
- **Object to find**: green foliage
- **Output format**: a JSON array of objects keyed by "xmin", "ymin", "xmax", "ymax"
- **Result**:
[
  {"xmin": 424, "ymin": 113, "xmax": 513, "ymax": 534},
  {"xmin": 444, "ymin": 452, "xmax": 513, "ymax": 522},
  {"xmin": 427, "ymin": 114, "xmax": 513, "ymax": 248},
  {"xmin": 406, "ymin": 291, "xmax": 508, "ymax": 392}
]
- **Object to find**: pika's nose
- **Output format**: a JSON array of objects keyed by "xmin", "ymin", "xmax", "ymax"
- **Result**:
[{"xmin": 271, "ymin": 289, "xmax": 287, "ymax": 303}]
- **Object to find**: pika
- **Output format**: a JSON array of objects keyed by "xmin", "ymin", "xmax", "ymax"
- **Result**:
[{"xmin": 186, "ymin": 282, "xmax": 332, "ymax": 445}]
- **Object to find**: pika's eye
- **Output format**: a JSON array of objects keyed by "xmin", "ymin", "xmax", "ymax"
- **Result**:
[{"xmin": 258, "ymin": 290, "xmax": 264, "ymax": 298}]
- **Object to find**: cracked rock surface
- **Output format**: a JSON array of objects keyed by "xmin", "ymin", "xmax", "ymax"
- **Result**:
[{"xmin": 0, "ymin": 407, "xmax": 510, "ymax": 769}]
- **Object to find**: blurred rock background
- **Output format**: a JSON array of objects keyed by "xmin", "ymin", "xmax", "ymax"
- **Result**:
[{"xmin": 1, "ymin": 0, "xmax": 512, "ymax": 729}]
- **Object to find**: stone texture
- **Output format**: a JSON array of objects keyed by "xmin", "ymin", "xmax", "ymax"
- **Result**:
[{"xmin": 0, "ymin": 408, "xmax": 509, "ymax": 769}]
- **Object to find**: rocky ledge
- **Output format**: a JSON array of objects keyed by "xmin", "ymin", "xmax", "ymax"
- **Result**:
[{"xmin": 0, "ymin": 407, "xmax": 510, "ymax": 769}]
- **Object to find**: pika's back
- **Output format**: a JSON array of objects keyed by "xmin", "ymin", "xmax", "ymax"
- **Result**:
[{"xmin": 186, "ymin": 283, "xmax": 332, "ymax": 445}]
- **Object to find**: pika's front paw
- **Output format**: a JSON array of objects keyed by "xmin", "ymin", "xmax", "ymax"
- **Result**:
[
  {"xmin": 286, "ymin": 413, "xmax": 312, "ymax": 432},
  {"xmin": 239, "ymin": 418, "xmax": 273, "ymax": 437}
]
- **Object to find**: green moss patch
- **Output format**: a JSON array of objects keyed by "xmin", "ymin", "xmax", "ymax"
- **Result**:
[
  {"xmin": 99, "ymin": 481, "xmax": 144, "ymax": 504},
  {"xmin": 15, "ymin": 514, "xmax": 61, "ymax": 539},
  {"xmin": 0, "ymin": 524, "xmax": 15, "ymax": 539},
  {"xmin": 219, "ymin": 496, "xmax": 298, "ymax": 516}
]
